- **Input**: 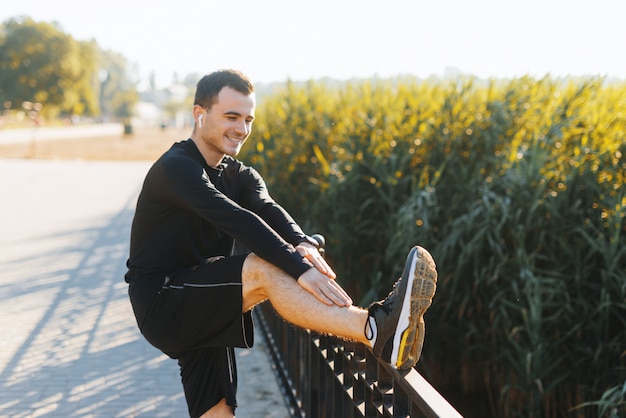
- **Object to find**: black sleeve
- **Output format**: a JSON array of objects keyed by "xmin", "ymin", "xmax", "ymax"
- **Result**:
[
  {"xmin": 236, "ymin": 166, "xmax": 311, "ymax": 247},
  {"xmin": 160, "ymin": 155, "xmax": 311, "ymax": 280}
]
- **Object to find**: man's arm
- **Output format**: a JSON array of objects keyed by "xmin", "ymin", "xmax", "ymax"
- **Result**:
[
  {"xmin": 236, "ymin": 165, "xmax": 311, "ymax": 245},
  {"xmin": 237, "ymin": 165, "xmax": 337, "ymax": 279},
  {"xmin": 161, "ymin": 155, "xmax": 312, "ymax": 280}
]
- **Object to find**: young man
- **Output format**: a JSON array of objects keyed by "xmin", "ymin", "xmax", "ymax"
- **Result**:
[{"xmin": 125, "ymin": 69, "xmax": 437, "ymax": 418}]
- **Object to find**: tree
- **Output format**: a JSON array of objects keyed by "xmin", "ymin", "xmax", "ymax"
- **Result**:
[
  {"xmin": 72, "ymin": 40, "xmax": 100, "ymax": 116},
  {"xmin": 0, "ymin": 16, "xmax": 138, "ymax": 121},
  {"xmin": 98, "ymin": 48, "xmax": 139, "ymax": 122},
  {"xmin": 0, "ymin": 17, "xmax": 97, "ymax": 117}
]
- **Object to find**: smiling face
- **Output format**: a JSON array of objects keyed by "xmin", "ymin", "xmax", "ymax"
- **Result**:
[{"xmin": 192, "ymin": 86, "xmax": 256, "ymax": 167}]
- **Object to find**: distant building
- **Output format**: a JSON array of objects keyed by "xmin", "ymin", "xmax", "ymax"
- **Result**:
[
  {"xmin": 137, "ymin": 83, "xmax": 191, "ymax": 129},
  {"xmin": 132, "ymin": 101, "xmax": 163, "ymax": 128}
]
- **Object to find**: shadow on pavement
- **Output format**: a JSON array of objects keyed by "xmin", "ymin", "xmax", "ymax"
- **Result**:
[{"xmin": 0, "ymin": 190, "xmax": 187, "ymax": 417}]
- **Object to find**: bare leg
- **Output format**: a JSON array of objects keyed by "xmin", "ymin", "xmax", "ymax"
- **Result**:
[
  {"xmin": 199, "ymin": 398, "xmax": 234, "ymax": 418},
  {"xmin": 241, "ymin": 253, "xmax": 370, "ymax": 345}
]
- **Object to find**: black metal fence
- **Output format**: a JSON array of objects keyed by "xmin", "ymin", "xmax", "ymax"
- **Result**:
[{"xmin": 254, "ymin": 301, "xmax": 463, "ymax": 418}]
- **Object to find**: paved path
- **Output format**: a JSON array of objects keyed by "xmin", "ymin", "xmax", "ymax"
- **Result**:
[
  {"xmin": 0, "ymin": 159, "xmax": 290, "ymax": 418},
  {"xmin": 0, "ymin": 124, "xmax": 124, "ymax": 144}
]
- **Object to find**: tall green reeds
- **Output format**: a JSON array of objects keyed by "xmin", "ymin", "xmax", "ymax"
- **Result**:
[{"xmin": 241, "ymin": 76, "xmax": 626, "ymax": 417}]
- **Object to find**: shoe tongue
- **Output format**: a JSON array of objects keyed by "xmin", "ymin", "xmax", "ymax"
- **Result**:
[{"xmin": 375, "ymin": 299, "xmax": 393, "ymax": 315}]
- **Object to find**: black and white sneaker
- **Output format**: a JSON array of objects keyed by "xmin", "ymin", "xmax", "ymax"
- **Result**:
[{"xmin": 367, "ymin": 246, "xmax": 437, "ymax": 370}]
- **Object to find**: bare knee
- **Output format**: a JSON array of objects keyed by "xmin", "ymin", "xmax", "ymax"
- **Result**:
[
  {"xmin": 199, "ymin": 398, "xmax": 234, "ymax": 417},
  {"xmin": 241, "ymin": 253, "xmax": 291, "ymax": 312}
]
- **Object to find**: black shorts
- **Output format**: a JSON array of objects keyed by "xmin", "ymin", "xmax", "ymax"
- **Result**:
[{"xmin": 133, "ymin": 254, "xmax": 254, "ymax": 417}]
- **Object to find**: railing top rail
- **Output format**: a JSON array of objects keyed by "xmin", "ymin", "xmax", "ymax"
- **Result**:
[{"xmin": 380, "ymin": 361, "xmax": 463, "ymax": 418}]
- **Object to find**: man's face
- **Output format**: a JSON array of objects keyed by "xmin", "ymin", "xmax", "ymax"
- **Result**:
[{"xmin": 199, "ymin": 87, "xmax": 255, "ymax": 159}]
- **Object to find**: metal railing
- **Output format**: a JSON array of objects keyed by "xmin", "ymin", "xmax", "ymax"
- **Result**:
[{"xmin": 254, "ymin": 302, "xmax": 464, "ymax": 418}]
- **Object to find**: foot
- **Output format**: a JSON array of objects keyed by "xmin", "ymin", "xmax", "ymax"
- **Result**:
[{"xmin": 367, "ymin": 246, "xmax": 437, "ymax": 370}]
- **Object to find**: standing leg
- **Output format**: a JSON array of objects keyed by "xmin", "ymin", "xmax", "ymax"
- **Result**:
[{"xmin": 198, "ymin": 398, "xmax": 233, "ymax": 417}]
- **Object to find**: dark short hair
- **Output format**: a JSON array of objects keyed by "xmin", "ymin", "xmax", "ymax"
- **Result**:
[{"xmin": 194, "ymin": 69, "xmax": 254, "ymax": 110}]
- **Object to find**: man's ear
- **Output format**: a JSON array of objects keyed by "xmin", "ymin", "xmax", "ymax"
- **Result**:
[{"xmin": 193, "ymin": 105, "xmax": 204, "ymax": 127}]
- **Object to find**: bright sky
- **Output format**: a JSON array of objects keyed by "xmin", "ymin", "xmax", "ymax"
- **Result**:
[{"xmin": 2, "ymin": 0, "xmax": 625, "ymax": 88}]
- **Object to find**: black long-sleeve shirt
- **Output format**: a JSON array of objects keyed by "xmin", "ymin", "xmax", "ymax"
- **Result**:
[{"xmin": 125, "ymin": 139, "xmax": 312, "ymax": 301}]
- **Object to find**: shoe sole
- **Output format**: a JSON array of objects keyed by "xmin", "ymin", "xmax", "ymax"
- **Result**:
[{"xmin": 391, "ymin": 246, "xmax": 437, "ymax": 370}]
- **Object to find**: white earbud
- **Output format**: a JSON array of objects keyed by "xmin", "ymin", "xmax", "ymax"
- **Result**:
[{"xmin": 198, "ymin": 114, "xmax": 203, "ymax": 128}]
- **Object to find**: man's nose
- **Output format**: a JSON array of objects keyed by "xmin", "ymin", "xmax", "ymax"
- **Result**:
[{"xmin": 237, "ymin": 121, "xmax": 251, "ymax": 136}]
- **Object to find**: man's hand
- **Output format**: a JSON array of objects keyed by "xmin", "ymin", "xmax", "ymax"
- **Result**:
[
  {"xmin": 295, "ymin": 242, "xmax": 336, "ymax": 279},
  {"xmin": 297, "ymin": 268, "xmax": 353, "ymax": 307}
]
